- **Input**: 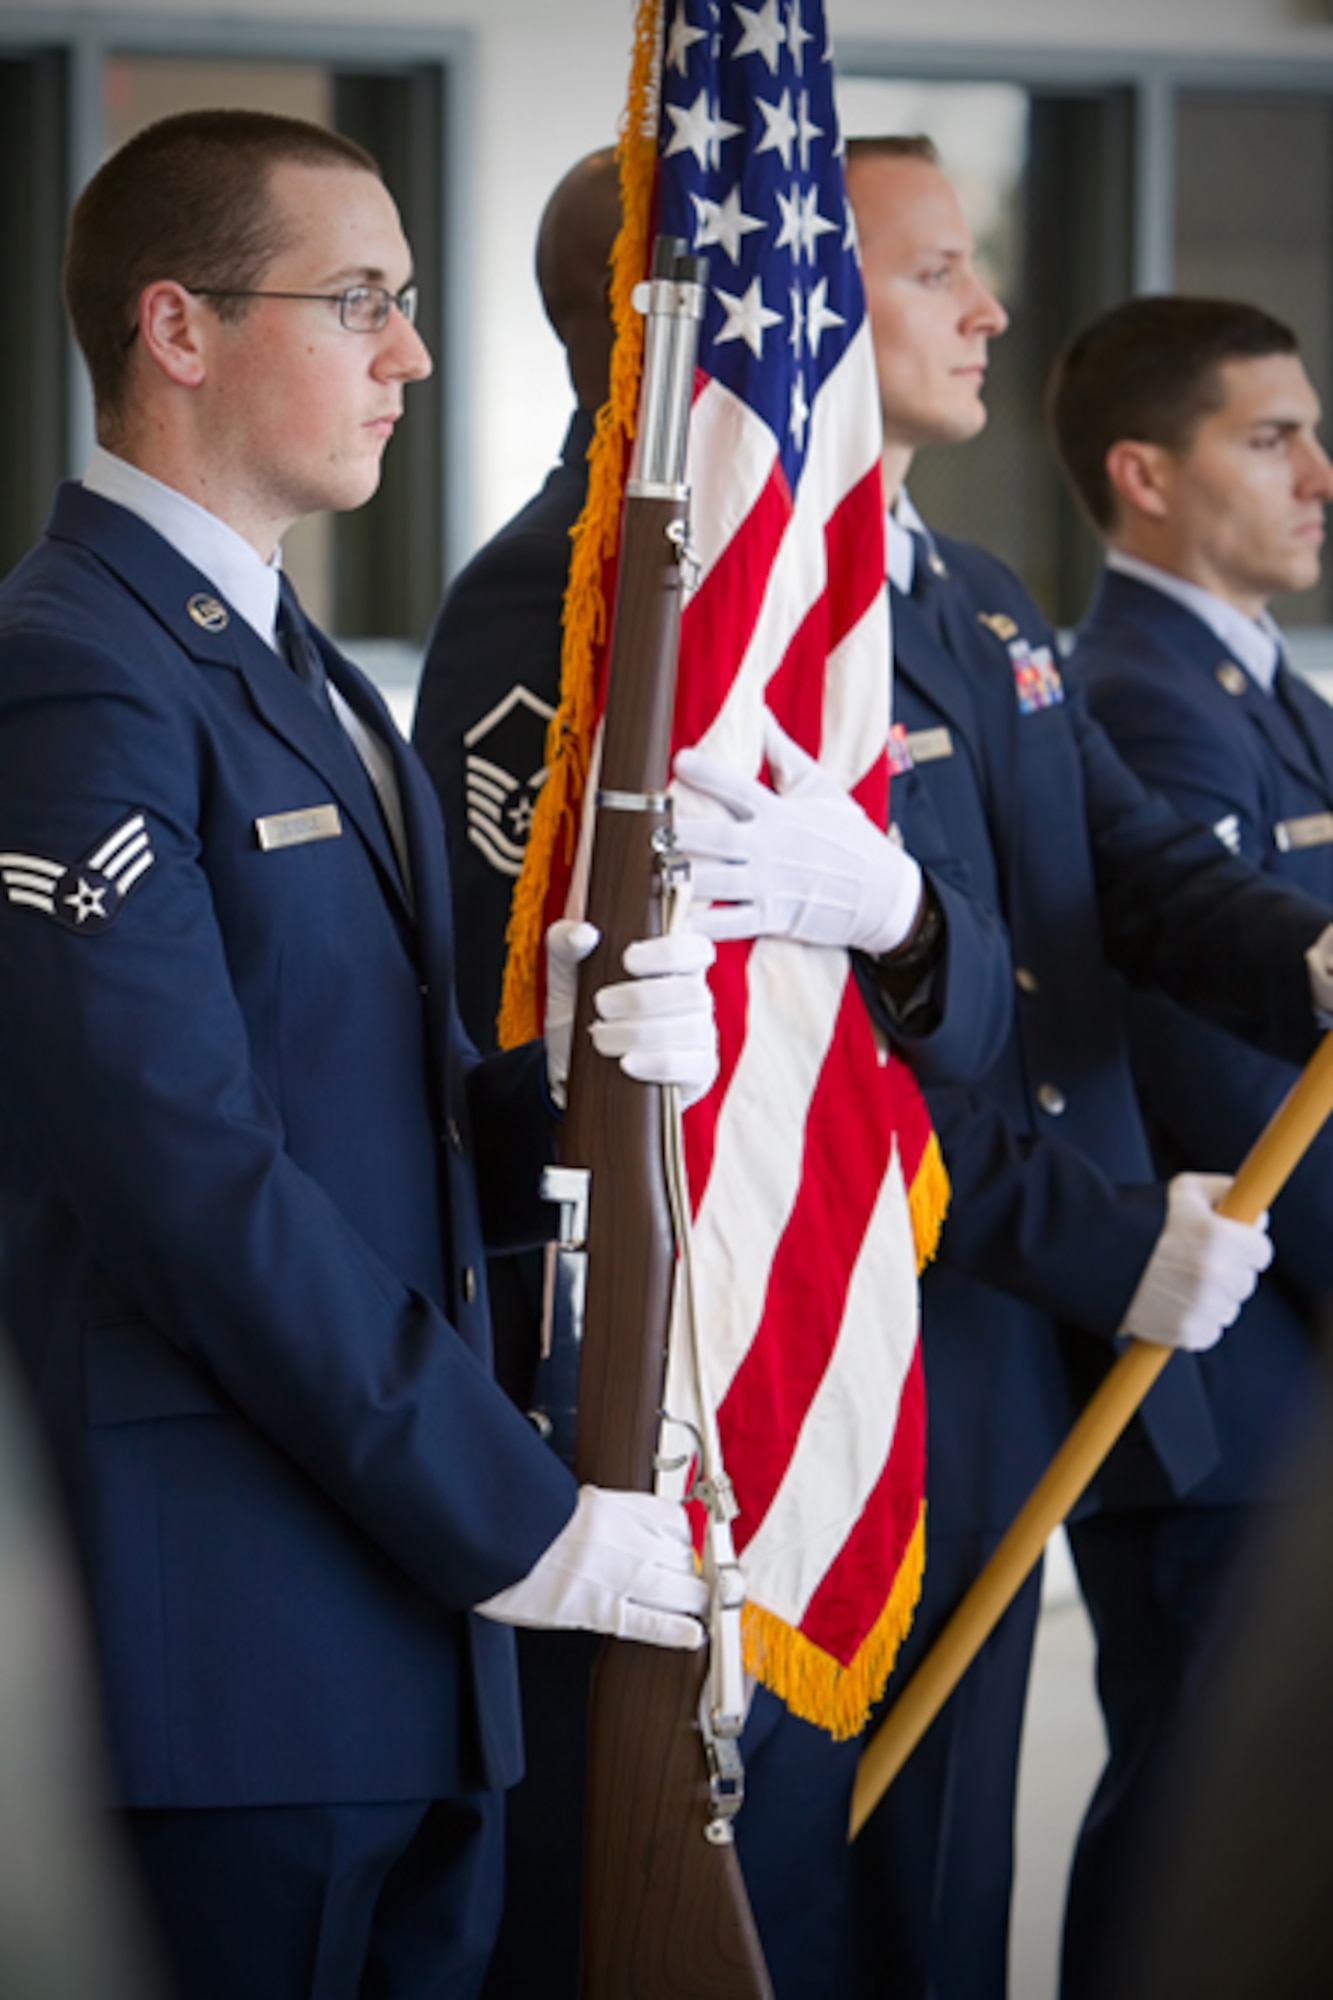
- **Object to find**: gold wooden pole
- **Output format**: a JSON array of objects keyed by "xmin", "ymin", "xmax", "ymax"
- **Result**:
[{"xmin": 850, "ymin": 1028, "xmax": 1333, "ymax": 1841}]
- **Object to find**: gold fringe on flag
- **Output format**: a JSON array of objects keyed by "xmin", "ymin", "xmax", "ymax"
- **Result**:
[
  {"xmin": 740, "ymin": 1508, "xmax": 927, "ymax": 1741},
  {"xmin": 496, "ymin": 0, "xmax": 664, "ymax": 1050},
  {"xmin": 908, "ymin": 1128, "xmax": 950, "ymax": 1272}
]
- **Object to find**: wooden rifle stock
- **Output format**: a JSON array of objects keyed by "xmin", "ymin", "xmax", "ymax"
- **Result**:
[{"xmin": 561, "ymin": 242, "xmax": 773, "ymax": 2000}]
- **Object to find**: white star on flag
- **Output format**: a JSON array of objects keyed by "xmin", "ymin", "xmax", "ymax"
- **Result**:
[
  {"xmin": 804, "ymin": 274, "xmax": 845, "ymax": 355},
  {"xmin": 713, "ymin": 273, "xmax": 783, "ymax": 357},
  {"xmin": 788, "ymin": 282, "xmax": 805, "ymax": 356},
  {"xmin": 775, "ymin": 181, "xmax": 837, "ymax": 262},
  {"xmin": 664, "ymin": 87, "xmax": 743, "ymax": 170},
  {"xmin": 796, "ymin": 89, "xmax": 824, "ymax": 170},
  {"xmin": 666, "ymin": 0, "xmax": 708, "ymax": 74},
  {"xmin": 691, "ymin": 183, "xmax": 766, "ymax": 263},
  {"xmin": 788, "ymin": 369, "xmax": 810, "ymax": 448},
  {"xmin": 733, "ymin": 0, "xmax": 786, "ymax": 72},
  {"xmin": 786, "ymin": 0, "xmax": 814, "ymax": 73},
  {"xmin": 755, "ymin": 87, "xmax": 798, "ymax": 171}
]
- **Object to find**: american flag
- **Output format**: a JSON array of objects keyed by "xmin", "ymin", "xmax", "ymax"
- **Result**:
[
  {"xmin": 502, "ymin": 0, "xmax": 946, "ymax": 1736},
  {"xmin": 652, "ymin": 0, "xmax": 942, "ymax": 1737}
]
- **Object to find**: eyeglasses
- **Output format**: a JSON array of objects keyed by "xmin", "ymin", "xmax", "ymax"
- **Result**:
[{"xmin": 186, "ymin": 281, "xmax": 420, "ymax": 333}]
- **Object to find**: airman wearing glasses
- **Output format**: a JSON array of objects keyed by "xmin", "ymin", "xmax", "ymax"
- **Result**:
[{"xmin": 0, "ymin": 108, "xmax": 718, "ymax": 2000}]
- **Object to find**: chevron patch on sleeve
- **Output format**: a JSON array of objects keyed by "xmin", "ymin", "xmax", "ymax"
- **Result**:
[{"xmin": 0, "ymin": 811, "xmax": 155, "ymax": 933}]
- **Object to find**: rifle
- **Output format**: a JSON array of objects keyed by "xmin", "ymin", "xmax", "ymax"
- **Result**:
[{"xmin": 557, "ymin": 237, "xmax": 774, "ymax": 2000}]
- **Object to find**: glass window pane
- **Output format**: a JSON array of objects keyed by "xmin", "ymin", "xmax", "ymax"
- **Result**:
[
  {"xmin": 835, "ymin": 76, "xmax": 1131, "ymax": 628},
  {"xmin": 1176, "ymin": 94, "xmax": 1333, "ymax": 628}
]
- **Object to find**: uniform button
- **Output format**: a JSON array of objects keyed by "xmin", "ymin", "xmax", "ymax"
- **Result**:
[
  {"xmin": 1015, "ymin": 966, "xmax": 1039, "ymax": 995},
  {"xmin": 444, "ymin": 1117, "xmax": 462, "ymax": 1152},
  {"xmin": 1037, "ymin": 1082, "xmax": 1067, "ymax": 1117},
  {"xmin": 461, "ymin": 1265, "xmax": 476, "ymax": 1304},
  {"xmin": 419, "ymin": 982, "xmax": 429, "ymax": 998}
]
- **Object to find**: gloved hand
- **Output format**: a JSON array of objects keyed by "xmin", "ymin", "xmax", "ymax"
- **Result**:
[
  {"xmin": 1307, "ymin": 921, "xmax": 1333, "ymax": 1020},
  {"xmin": 672, "ymin": 710, "xmax": 924, "ymax": 954},
  {"xmin": 475, "ymin": 1486, "xmax": 709, "ymax": 1648},
  {"xmin": 543, "ymin": 918, "xmax": 719, "ymax": 1109},
  {"xmin": 1120, "ymin": 1172, "xmax": 1273, "ymax": 1352}
]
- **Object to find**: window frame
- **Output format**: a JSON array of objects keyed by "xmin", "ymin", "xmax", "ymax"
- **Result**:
[
  {"xmin": 833, "ymin": 37, "xmax": 1333, "ymax": 673},
  {"xmin": 0, "ymin": 10, "xmax": 476, "ymax": 624}
]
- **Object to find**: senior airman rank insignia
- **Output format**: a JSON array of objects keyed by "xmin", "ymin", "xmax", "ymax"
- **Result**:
[
  {"xmin": 463, "ymin": 684, "xmax": 556, "ymax": 878},
  {"xmin": 0, "ymin": 811, "xmax": 155, "ymax": 933},
  {"xmin": 1009, "ymin": 637, "xmax": 1064, "ymax": 715}
]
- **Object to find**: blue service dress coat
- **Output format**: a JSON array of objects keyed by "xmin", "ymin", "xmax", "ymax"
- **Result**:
[
  {"xmin": 843, "ymin": 530, "xmax": 1332, "ymax": 2000},
  {"xmin": 414, "ymin": 410, "xmax": 592, "ymax": 1055},
  {"xmin": 0, "ymin": 483, "xmax": 578, "ymax": 1817},
  {"xmin": 1071, "ymin": 567, "xmax": 1333, "ymax": 1500}
]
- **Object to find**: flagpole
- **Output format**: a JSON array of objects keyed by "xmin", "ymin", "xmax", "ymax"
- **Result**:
[{"xmin": 850, "ymin": 1026, "xmax": 1333, "ymax": 1841}]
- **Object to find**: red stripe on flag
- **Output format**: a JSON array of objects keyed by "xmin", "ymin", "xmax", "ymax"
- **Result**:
[
  {"xmin": 759, "ymin": 469, "xmax": 888, "ymax": 764},
  {"xmin": 824, "ymin": 466, "xmax": 891, "ymax": 652},
  {"xmin": 682, "ymin": 935, "xmax": 751, "ymax": 1205},
  {"xmin": 718, "ymin": 981, "xmax": 898, "ymax": 1544},
  {"xmin": 761, "ymin": 588, "xmax": 832, "ymax": 757},
  {"xmin": 799, "ymin": 1343, "xmax": 926, "ymax": 1666},
  {"xmin": 673, "ymin": 460, "xmax": 791, "ymax": 752}
]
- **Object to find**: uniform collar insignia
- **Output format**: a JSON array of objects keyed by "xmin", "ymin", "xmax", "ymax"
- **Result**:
[{"xmin": 186, "ymin": 593, "xmax": 230, "ymax": 633}]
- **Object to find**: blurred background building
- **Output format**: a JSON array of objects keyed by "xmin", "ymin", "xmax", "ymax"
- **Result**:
[
  {"xmin": 0, "ymin": 5, "xmax": 1329, "ymax": 1991},
  {"xmin": 3, "ymin": 0, "xmax": 1333, "ymax": 721}
]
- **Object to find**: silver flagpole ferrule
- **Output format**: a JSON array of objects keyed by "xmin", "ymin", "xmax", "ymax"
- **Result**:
[{"xmin": 627, "ymin": 237, "xmax": 709, "ymax": 492}]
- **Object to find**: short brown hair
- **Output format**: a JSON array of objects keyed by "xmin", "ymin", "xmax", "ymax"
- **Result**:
[
  {"xmin": 845, "ymin": 134, "xmax": 940, "ymax": 169},
  {"xmin": 65, "ymin": 108, "xmax": 379, "ymax": 428},
  {"xmin": 1048, "ymin": 294, "xmax": 1299, "ymax": 531}
]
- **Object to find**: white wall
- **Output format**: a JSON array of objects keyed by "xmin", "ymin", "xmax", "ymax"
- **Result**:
[{"xmin": 39, "ymin": 0, "xmax": 1333, "ymax": 569}]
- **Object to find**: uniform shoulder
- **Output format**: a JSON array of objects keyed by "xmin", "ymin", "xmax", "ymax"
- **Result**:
[
  {"xmin": 932, "ymin": 532, "xmax": 1051, "ymax": 635},
  {"xmin": 0, "ymin": 538, "xmax": 194, "ymax": 713}
]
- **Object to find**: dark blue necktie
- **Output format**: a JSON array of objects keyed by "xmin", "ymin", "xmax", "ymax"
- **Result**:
[
  {"xmin": 905, "ymin": 529, "xmax": 950, "ymax": 643},
  {"xmin": 276, "ymin": 576, "xmax": 329, "ymax": 706}
]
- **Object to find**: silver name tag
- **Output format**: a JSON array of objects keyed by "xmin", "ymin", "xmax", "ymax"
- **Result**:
[
  {"xmin": 1274, "ymin": 812, "xmax": 1333, "ymax": 853},
  {"xmin": 255, "ymin": 805, "xmax": 343, "ymax": 851},
  {"xmin": 905, "ymin": 726, "xmax": 954, "ymax": 764}
]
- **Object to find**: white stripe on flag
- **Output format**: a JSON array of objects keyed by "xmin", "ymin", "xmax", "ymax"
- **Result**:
[
  {"xmin": 685, "ymin": 376, "xmax": 780, "ymax": 583},
  {"xmin": 821, "ymin": 594, "xmax": 893, "ymax": 790},
  {"xmin": 688, "ymin": 936, "xmax": 847, "ymax": 1402},
  {"xmin": 685, "ymin": 349, "xmax": 887, "ymax": 769},
  {"xmin": 736, "ymin": 1137, "xmax": 918, "ymax": 1626}
]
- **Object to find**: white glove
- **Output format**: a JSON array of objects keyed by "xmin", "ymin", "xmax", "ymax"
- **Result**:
[
  {"xmin": 672, "ymin": 711, "xmax": 924, "ymax": 954},
  {"xmin": 1307, "ymin": 921, "xmax": 1333, "ymax": 1021},
  {"xmin": 543, "ymin": 918, "xmax": 719, "ymax": 1109},
  {"xmin": 1120, "ymin": 1172, "xmax": 1272, "ymax": 1352},
  {"xmin": 475, "ymin": 1486, "xmax": 709, "ymax": 1649}
]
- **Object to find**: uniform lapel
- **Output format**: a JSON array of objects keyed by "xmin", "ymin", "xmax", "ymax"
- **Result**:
[
  {"xmin": 1097, "ymin": 569, "xmax": 1333, "ymax": 806},
  {"xmin": 893, "ymin": 551, "xmax": 1024, "ymax": 872},
  {"xmin": 52, "ymin": 484, "xmax": 413, "ymax": 924},
  {"xmin": 229, "ymin": 629, "xmax": 413, "ymax": 917},
  {"xmin": 319, "ymin": 641, "xmax": 460, "ymax": 1015},
  {"xmin": 891, "ymin": 581, "xmax": 988, "ymax": 788},
  {"xmin": 1273, "ymin": 662, "xmax": 1333, "ymax": 801}
]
